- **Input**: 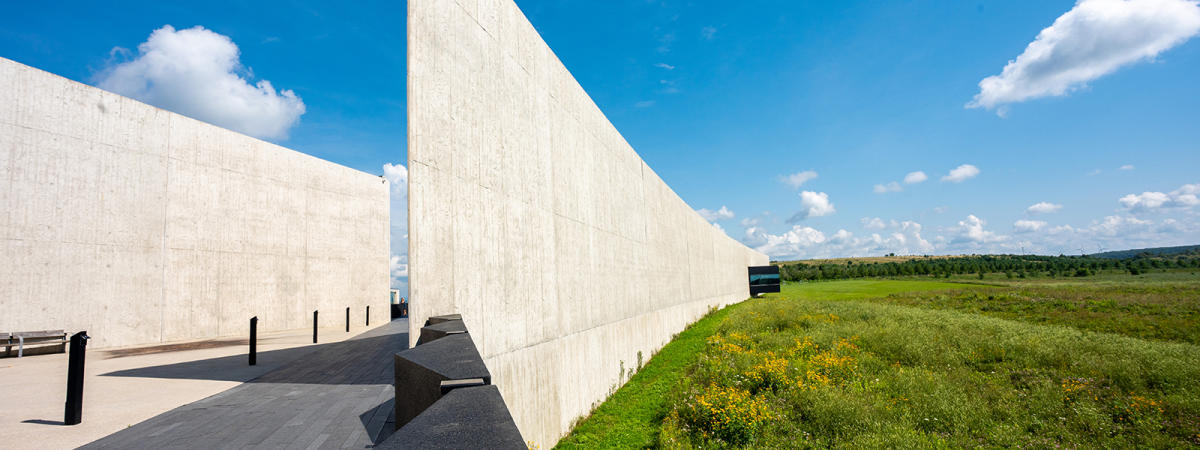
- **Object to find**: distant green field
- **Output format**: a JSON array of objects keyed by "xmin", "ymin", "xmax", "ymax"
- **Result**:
[{"xmin": 557, "ymin": 275, "xmax": 1200, "ymax": 448}]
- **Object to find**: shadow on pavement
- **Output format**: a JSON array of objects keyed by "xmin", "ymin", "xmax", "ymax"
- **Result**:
[{"xmin": 101, "ymin": 320, "xmax": 409, "ymax": 386}]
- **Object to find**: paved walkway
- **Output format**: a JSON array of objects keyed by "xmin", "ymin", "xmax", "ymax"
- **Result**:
[
  {"xmin": 81, "ymin": 319, "xmax": 409, "ymax": 449},
  {"xmin": 0, "ymin": 320, "xmax": 382, "ymax": 450}
]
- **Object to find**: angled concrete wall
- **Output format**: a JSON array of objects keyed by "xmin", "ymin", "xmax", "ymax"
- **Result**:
[
  {"xmin": 0, "ymin": 57, "xmax": 390, "ymax": 349},
  {"xmin": 407, "ymin": 1, "xmax": 769, "ymax": 445}
]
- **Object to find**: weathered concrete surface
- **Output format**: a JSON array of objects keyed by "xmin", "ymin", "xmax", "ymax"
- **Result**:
[
  {"xmin": 0, "ymin": 57, "xmax": 390, "ymax": 349},
  {"xmin": 406, "ymin": 1, "xmax": 769, "ymax": 445}
]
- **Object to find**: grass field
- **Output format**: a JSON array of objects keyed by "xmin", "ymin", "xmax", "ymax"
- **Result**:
[{"xmin": 557, "ymin": 273, "xmax": 1200, "ymax": 448}]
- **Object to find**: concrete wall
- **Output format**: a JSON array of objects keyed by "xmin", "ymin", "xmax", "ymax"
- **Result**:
[
  {"xmin": 0, "ymin": 57, "xmax": 390, "ymax": 349},
  {"xmin": 406, "ymin": 1, "xmax": 769, "ymax": 445}
]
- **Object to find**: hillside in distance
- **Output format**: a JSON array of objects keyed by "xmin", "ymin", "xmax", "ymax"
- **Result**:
[{"xmin": 1091, "ymin": 244, "xmax": 1200, "ymax": 259}]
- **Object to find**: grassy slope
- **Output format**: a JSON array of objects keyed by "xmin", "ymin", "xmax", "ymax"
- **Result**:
[
  {"xmin": 554, "ymin": 280, "xmax": 971, "ymax": 448},
  {"xmin": 663, "ymin": 298, "xmax": 1200, "ymax": 448},
  {"xmin": 874, "ymin": 274, "xmax": 1200, "ymax": 345},
  {"xmin": 558, "ymin": 276, "xmax": 1200, "ymax": 448}
]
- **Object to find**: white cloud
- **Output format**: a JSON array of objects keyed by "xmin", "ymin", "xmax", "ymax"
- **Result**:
[
  {"xmin": 1014, "ymin": 220, "xmax": 1048, "ymax": 233},
  {"xmin": 861, "ymin": 217, "xmax": 890, "ymax": 230},
  {"xmin": 654, "ymin": 62, "xmax": 676, "ymax": 70},
  {"xmin": 697, "ymin": 205, "xmax": 735, "ymax": 221},
  {"xmin": 787, "ymin": 191, "xmax": 835, "ymax": 223},
  {"xmin": 635, "ymin": 100, "xmax": 656, "ymax": 108},
  {"xmin": 384, "ymin": 163, "xmax": 409, "ymax": 290},
  {"xmin": 1027, "ymin": 201, "xmax": 1063, "ymax": 214},
  {"xmin": 967, "ymin": 0, "xmax": 1200, "ymax": 112},
  {"xmin": 781, "ymin": 170, "xmax": 818, "ymax": 188},
  {"xmin": 873, "ymin": 182, "xmax": 902, "ymax": 194},
  {"xmin": 941, "ymin": 164, "xmax": 980, "ymax": 183},
  {"xmin": 1119, "ymin": 182, "xmax": 1200, "ymax": 212},
  {"xmin": 746, "ymin": 220, "xmax": 933, "ymax": 260},
  {"xmin": 390, "ymin": 255, "xmax": 409, "ymax": 279},
  {"xmin": 1119, "ymin": 164, "xmax": 1136, "ymax": 171},
  {"xmin": 96, "ymin": 25, "xmax": 306, "ymax": 140},
  {"xmin": 952, "ymin": 214, "xmax": 1005, "ymax": 244},
  {"xmin": 740, "ymin": 217, "xmax": 759, "ymax": 227},
  {"xmin": 904, "ymin": 171, "xmax": 928, "ymax": 184},
  {"xmin": 702, "ymin": 26, "xmax": 717, "ymax": 40}
]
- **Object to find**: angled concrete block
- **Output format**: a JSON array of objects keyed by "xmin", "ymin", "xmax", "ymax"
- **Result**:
[
  {"xmin": 394, "ymin": 332, "xmax": 491, "ymax": 429},
  {"xmin": 416, "ymin": 318, "xmax": 468, "ymax": 345},
  {"xmin": 382, "ymin": 385, "xmax": 524, "ymax": 449}
]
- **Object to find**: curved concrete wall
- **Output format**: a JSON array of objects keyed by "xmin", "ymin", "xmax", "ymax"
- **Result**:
[
  {"xmin": 0, "ymin": 58, "xmax": 390, "ymax": 349},
  {"xmin": 406, "ymin": 1, "xmax": 769, "ymax": 445}
]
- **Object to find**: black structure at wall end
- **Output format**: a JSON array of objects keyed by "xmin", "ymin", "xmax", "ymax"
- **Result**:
[
  {"xmin": 384, "ymin": 316, "xmax": 523, "ymax": 447},
  {"xmin": 748, "ymin": 265, "xmax": 781, "ymax": 296}
]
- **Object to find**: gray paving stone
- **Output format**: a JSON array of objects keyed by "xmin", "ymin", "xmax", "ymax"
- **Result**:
[{"xmin": 80, "ymin": 319, "xmax": 409, "ymax": 449}]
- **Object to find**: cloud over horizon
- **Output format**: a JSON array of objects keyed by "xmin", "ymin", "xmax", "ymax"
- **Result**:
[
  {"xmin": 384, "ymin": 163, "xmax": 408, "ymax": 290},
  {"xmin": 781, "ymin": 170, "xmax": 818, "ymax": 188},
  {"xmin": 942, "ymin": 164, "xmax": 980, "ymax": 183},
  {"xmin": 1119, "ymin": 182, "xmax": 1200, "ymax": 212},
  {"xmin": 96, "ymin": 25, "xmax": 306, "ymax": 140},
  {"xmin": 787, "ymin": 191, "xmax": 835, "ymax": 223},
  {"xmin": 1027, "ymin": 202, "xmax": 1064, "ymax": 214},
  {"xmin": 697, "ymin": 205, "xmax": 735, "ymax": 221},
  {"xmin": 968, "ymin": 0, "xmax": 1200, "ymax": 113}
]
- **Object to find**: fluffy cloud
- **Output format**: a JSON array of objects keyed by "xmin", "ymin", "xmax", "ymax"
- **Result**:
[
  {"xmin": 1027, "ymin": 202, "xmax": 1063, "ymax": 214},
  {"xmin": 781, "ymin": 170, "xmax": 818, "ymax": 188},
  {"xmin": 1014, "ymin": 220, "xmax": 1048, "ymax": 233},
  {"xmin": 390, "ymin": 255, "xmax": 408, "ymax": 279},
  {"xmin": 873, "ymin": 182, "xmax": 902, "ymax": 194},
  {"xmin": 654, "ymin": 62, "xmax": 675, "ymax": 70},
  {"xmin": 787, "ymin": 191, "xmax": 835, "ymax": 223},
  {"xmin": 1120, "ymin": 164, "xmax": 1136, "ymax": 171},
  {"xmin": 904, "ymin": 171, "xmax": 928, "ymax": 184},
  {"xmin": 941, "ymin": 164, "xmax": 980, "ymax": 183},
  {"xmin": 968, "ymin": 0, "xmax": 1200, "ymax": 112},
  {"xmin": 861, "ymin": 217, "xmax": 891, "ymax": 230},
  {"xmin": 697, "ymin": 205, "xmax": 735, "ymax": 221},
  {"xmin": 746, "ymin": 220, "xmax": 933, "ymax": 260},
  {"xmin": 96, "ymin": 25, "xmax": 306, "ymax": 140},
  {"xmin": 1119, "ymin": 182, "xmax": 1200, "ymax": 212},
  {"xmin": 384, "ymin": 163, "xmax": 409, "ymax": 290},
  {"xmin": 952, "ymin": 215, "xmax": 1005, "ymax": 244}
]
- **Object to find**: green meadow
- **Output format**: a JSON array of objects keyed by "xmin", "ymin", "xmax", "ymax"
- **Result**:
[{"xmin": 557, "ymin": 273, "xmax": 1200, "ymax": 448}]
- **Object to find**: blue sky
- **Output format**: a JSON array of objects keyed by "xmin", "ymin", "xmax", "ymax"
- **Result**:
[{"xmin": 4, "ymin": 0, "xmax": 1200, "ymax": 293}]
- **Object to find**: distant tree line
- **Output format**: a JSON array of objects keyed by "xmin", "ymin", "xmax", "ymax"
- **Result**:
[{"xmin": 777, "ymin": 251, "xmax": 1200, "ymax": 282}]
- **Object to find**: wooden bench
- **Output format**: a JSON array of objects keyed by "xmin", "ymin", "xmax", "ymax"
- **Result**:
[{"xmin": 2, "ymin": 330, "xmax": 67, "ymax": 358}]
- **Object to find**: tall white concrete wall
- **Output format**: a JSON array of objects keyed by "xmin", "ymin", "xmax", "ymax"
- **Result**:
[
  {"xmin": 0, "ymin": 57, "xmax": 390, "ymax": 349},
  {"xmin": 407, "ymin": 1, "xmax": 769, "ymax": 445}
]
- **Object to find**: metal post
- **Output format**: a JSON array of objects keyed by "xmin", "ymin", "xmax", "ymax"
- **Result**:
[
  {"xmin": 313, "ymin": 310, "xmax": 318, "ymax": 344},
  {"xmin": 366, "ymin": 306, "xmax": 370, "ymax": 326},
  {"xmin": 249, "ymin": 317, "xmax": 258, "ymax": 366},
  {"xmin": 346, "ymin": 307, "xmax": 350, "ymax": 332},
  {"xmin": 64, "ymin": 331, "xmax": 89, "ymax": 425}
]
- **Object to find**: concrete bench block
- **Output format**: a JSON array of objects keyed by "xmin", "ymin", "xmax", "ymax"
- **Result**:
[
  {"xmin": 381, "ymin": 385, "xmax": 524, "ymax": 449},
  {"xmin": 425, "ymin": 314, "xmax": 463, "ymax": 326},
  {"xmin": 393, "ymin": 332, "xmax": 491, "ymax": 429},
  {"xmin": 416, "ymin": 319, "xmax": 468, "ymax": 346}
]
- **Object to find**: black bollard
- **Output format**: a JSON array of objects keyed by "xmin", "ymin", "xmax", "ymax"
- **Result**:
[
  {"xmin": 366, "ymin": 306, "xmax": 370, "ymax": 326},
  {"xmin": 249, "ymin": 317, "xmax": 258, "ymax": 366},
  {"xmin": 313, "ymin": 310, "xmax": 318, "ymax": 344},
  {"xmin": 346, "ymin": 307, "xmax": 350, "ymax": 332},
  {"xmin": 64, "ymin": 331, "xmax": 89, "ymax": 425}
]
